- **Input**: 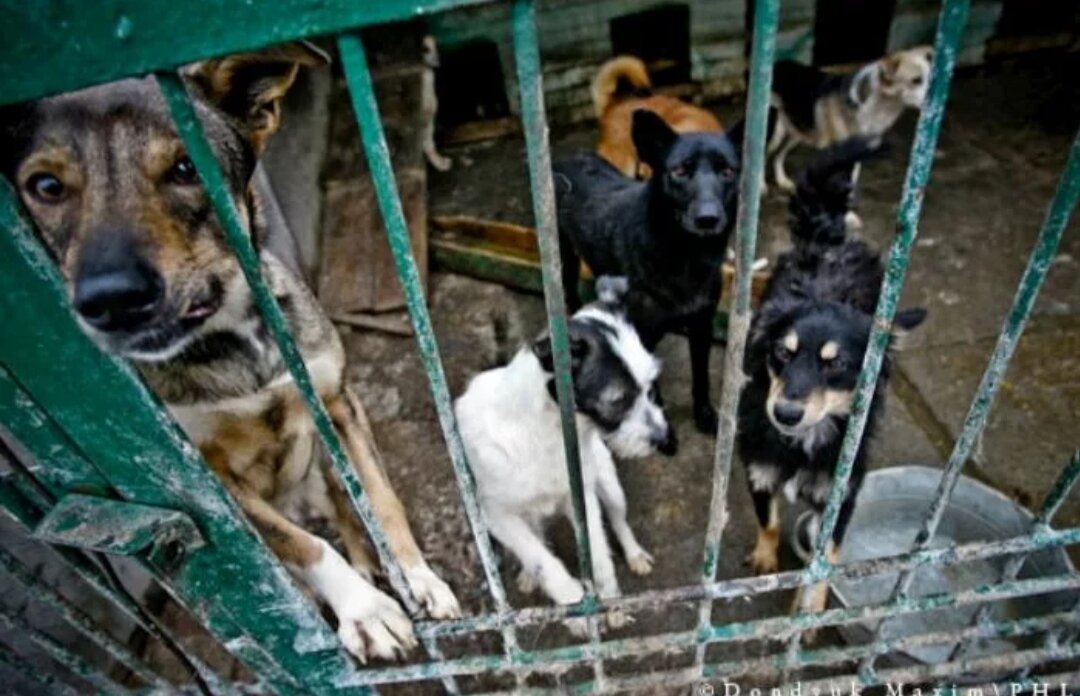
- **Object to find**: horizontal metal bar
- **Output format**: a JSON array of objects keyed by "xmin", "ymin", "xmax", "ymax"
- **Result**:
[
  {"xmin": 0, "ymin": 0, "xmax": 501, "ymax": 106},
  {"xmin": 416, "ymin": 525, "xmax": 1080, "ymax": 638},
  {"xmin": 697, "ymin": 0, "xmax": 780, "ymax": 676},
  {"xmin": 0, "ymin": 611, "xmax": 128, "ymax": 696},
  {"xmin": 339, "ymin": 572, "xmax": 1080, "ymax": 686},
  {"xmin": 0, "ymin": 546, "xmax": 171, "ymax": 690}
]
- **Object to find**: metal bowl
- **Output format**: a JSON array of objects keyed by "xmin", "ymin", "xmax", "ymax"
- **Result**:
[{"xmin": 795, "ymin": 465, "xmax": 1076, "ymax": 666}]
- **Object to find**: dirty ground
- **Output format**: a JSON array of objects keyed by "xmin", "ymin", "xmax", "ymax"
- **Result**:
[{"xmin": 332, "ymin": 55, "xmax": 1080, "ymax": 691}]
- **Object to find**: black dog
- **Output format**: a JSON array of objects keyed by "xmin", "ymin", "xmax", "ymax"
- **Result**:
[
  {"xmin": 737, "ymin": 138, "xmax": 925, "ymax": 618},
  {"xmin": 554, "ymin": 110, "xmax": 744, "ymax": 441}
]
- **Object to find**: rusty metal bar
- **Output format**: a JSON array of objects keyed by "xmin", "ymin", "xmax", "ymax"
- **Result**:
[{"xmin": 697, "ymin": 0, "xmax": 780, "ymax": 676}]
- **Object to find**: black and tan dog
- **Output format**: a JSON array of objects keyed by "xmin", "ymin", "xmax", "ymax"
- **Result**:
[
  {"xmin": 1, "ymin": 44, "xmax": 459, "ymax": 661},
  {"xmin": 738, "ymin": 139, "xmax": 925, "ymax": 627}
]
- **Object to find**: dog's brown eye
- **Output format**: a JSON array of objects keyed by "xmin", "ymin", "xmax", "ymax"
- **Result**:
[
  {"xmin": 774, "ymin": 344, "xmax": 792, "ymax": 362},
  {"xmin": 721, "ymin": 167, "xmax": 736, "ymax": 179},
  {"xmin": 26, "ymin": 173, "xmax": 65, "ymax": 202},
  {"xmin": 670, "ymin": 165, "xmax": 687, "ymax": 179},
  {"xmin": 168, "ymin": 157, "xmax": 198, "ymax": 185},
  {"xmin": 912, "ymin": 76, "xmax": 924, "ymax": 86}
]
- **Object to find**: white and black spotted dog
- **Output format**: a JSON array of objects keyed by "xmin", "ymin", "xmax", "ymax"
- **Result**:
[{"xmin": 455, "ymin": 277, "xmax": 672, "ymax": 630}]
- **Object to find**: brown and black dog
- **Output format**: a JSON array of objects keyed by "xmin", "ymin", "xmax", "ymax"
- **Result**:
[
  {"xmin": 1, "ymin": 43, "xmax": 459, "ymax": 662},
  {"xmin": 592, "ymin": 55, "xmax": 723, "ymax": 179}
]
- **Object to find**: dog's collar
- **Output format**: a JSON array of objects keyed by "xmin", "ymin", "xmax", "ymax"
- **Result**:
[{"xmin": 847, "ymin": 63, "xmax": 879, "ymax": 109}]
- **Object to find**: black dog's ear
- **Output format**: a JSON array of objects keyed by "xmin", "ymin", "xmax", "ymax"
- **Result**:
[
  {"xmin": 184, "ymin": 42, "xmax": 329, "ymax": 153},
  {"xmin": 894, "ymin": 307, "xmax": 928, "ymax": 333},
  {"xmin": 724, "ymin": 117, "xmax": 747, "ymax": 157},
  {"xmin": 631, "ymin": 109, "xmax": 677, "ymax": 169},
  {"xmin": 533, "ymin": 331, "xmax": 590, "ymax": 373},
  {"xmin": 595, "ymin": 275, "xmax": 630, "ymax": 306}
]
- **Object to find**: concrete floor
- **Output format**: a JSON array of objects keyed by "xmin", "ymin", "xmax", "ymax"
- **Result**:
[{"xmin": 347, "ymin": 56, "xmax": 1079, "ymax": 689}]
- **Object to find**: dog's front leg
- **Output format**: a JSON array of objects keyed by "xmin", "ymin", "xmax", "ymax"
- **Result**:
[
  {"xmin": 326, "ymin": 387, "xmax": 461, "ymax": 620},
  {"xmin": 688, "ymin": 308, "xmax": 719, "ymax": 434},
  {"xmin": 581, "ymin": 489, "xmax": 633, "ymax": 630},
  {"xmin": 200, "ymin": 445, "xmax": 415, "ymax": 662}
]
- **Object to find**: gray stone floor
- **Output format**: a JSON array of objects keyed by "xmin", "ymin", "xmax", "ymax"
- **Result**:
[{"xmin": 348, "ymin": 55, "xmax": 1079, "ymax": 688}]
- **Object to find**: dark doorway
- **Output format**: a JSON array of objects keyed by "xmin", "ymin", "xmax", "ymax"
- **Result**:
[
  {"xmin": 610, "ymin": 4, "xmax": 692, "ymax": 87},
  {"xmin": 812, "ymin": 0, "xmax": 897, "ymax": 66},
  {"xmin": 435, "ymin": 40, "xmax": 510, "ymax": 127},
  {"xmin": 998, "ymin": 0, "xmax": 1080, "ymax": 37}
]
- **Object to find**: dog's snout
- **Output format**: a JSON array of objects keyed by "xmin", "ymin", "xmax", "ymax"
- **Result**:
[
  {"xmin": 74, "ymin": 239, "xmax": 164, "ymax": 333},
  {"xmin": 694, "ymin": 201, "xmax": 722, "ymax": 231},
  {"xmin": 772, "ymin": 401, "xmax": 805, "ymax": 427},
  {"xmin": 653, "ymin": 426, "xmax": 678, "ymax": 456}
]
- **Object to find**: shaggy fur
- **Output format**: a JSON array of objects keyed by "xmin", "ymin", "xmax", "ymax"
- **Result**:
[
  {"xmin": 555, "ymin": 110, "xmax": 743, "ymax": 440},
  {"xmin": 737, "ymin": 139, "xmax": 926, "ymax": 596},
  {"xmin": 455, "ymin": 278, "xmax": 669, "ymax": 630}
]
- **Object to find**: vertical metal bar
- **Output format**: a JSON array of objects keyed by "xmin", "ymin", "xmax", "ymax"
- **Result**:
[
  {"xmin": 511, "ymin": 1, "xmax": 602, "ymax": 687},
  {"xmin": 0, "ymin": 611, "xmax": 128, "ymax": 696},
  {"xmin": 696, "ymin": 0, "xmax": 780, "ymax": 675},
  {"xmin": 335, "ymin": 32, "xmax": 522, "ymax": 690},
  {"xmin": 333, "ymin": 30, "xmax": 511, "ymax": 616},
  {"xmin": 155, "ymin": 73, "xmax": 420, "ymax": 620},
  {"xmin": 0, "ymin": 177, "xmax": 345, "ymax": 696},
  {"xmin": 0, "ymin": 644, "xmax": 80, "ymax": 696},
  {"xmin": 510, "ymin": 0, "xmax": 593, "ymax": 588},
  {"xmin": 790, "ymin": 0, "xmax": 971, "ymax": 666},
  {"xmin": 0, "ymin": 547, "xmax": 171, "ymax": 690},
  {"xmin": 860, "ymin": 129, "xmax": 1080, "ymax": 676},
  {"xmin": 951, "ymin": 450, "xmax": 1080, "ymax": 663}
]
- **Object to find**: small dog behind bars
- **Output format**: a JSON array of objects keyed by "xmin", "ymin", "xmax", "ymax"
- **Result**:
[
  {"xmin": 737, "ymin": 139, "xmax": 926, "ymax": 631},
  {"xmin": 455, "ymin": 277, "xmax": 671, "ymax": 632}
]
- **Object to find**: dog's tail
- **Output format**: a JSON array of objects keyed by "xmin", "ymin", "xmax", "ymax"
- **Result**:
[
  {"xmin": 591, "ymin": 55, "xmax": 652, "ymax": 118},
  {"xmin": 789, "ymin": 137, "xmax": 878, "ymax": 249}
]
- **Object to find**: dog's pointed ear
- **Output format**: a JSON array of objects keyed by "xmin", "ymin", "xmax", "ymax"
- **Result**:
[
  {"xmin": 631, "ymin": 109, "xmax": 677, "ymax": 169},
  {"xmin": 184, "ymin": 42, "xmax": 329, "ymax": 153},
  {"xmin": 893, "ymin": 307, "xmax": 927, "ymax": 334},
  {"xmin": 725, "ymin": 118, "xmax": 746, "ymax": 157},
  {"xmin": 533, "ymin": 329, "xmax": 590, "ymax": 373},
  {"xmin": 879, "ymin": 53, "xmax": 904, "ymax": 84},
  {"xmin": 595, "ymin": 275, "xmax": 630, "ymax": 306}
]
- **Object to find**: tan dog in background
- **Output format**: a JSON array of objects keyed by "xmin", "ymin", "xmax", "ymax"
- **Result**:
[{"xmin": 592, "ymin": 55, "xmax": 723, "ymax": 179}]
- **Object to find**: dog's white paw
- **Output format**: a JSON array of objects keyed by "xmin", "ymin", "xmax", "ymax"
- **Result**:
[
  {"xmin": 406, "ymin": 563, "xmax": 461, "ymax": 620},
  {"xmin": 845, "ymin": 210, "xmax": 864, "ymax": 231},
  {"xmin": 515, "ymin": 569, "xmax": 539, "ymax": 595},
  {"xmin": 605, "ymin": 608, "xmax": 634, "ymax": 630},
  {"xmin": 335, "ymin": 588, "xmax": 416, "ymax": 662},
  {"xmin": 776, "ymin": 176, "xmax": 797, "ymax": 193},
  {"xmin": 625, "ymin": 547, "xmax": 654, "ymax": 576}
]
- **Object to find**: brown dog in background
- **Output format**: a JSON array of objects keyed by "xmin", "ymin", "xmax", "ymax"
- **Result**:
[{"xmin": 592, "ymin": 55, "xmax": 723, "ymax": 179}]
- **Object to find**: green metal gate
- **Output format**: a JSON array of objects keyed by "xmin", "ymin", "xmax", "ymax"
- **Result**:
[{"xmin": 0, "ymin": 0, "xmax": 1078, "ymax": 693}]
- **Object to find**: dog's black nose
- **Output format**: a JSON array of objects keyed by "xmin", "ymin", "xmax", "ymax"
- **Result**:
[
  {"xmin": 695, "ymin": 214, "xmax": 721, "ymax": 230},
  {"xmin": 773, "ymin": 401, "xmax": 805, "ymax": 427},
  {"xmin": 74, "ymin": 259, "xmax": 164, "ymax": 333},
  {"xmin": 653, "ymin": 427, "xmax": 678, "ymax": 456}
]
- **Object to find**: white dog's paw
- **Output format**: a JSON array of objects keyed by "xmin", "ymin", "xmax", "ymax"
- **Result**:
[
  {"xmin": 406, "ymin": 563, "xmax": 461, "ymax": 620},
  {"xmin": 604, "ymin": 608, "xmax": 634, "ymax": 630},
  {"xmin": 845, "ymin": 210, "xmax": 864, "ymax": 231},
  {"xmin": 515, "ymin": 569, "xmax": 538, "ymax": 595},
  {"xmin": 335, "ymin": 589, "xmax": 416, "ymax": 662},
  {"xmin": 777, "ymin": 175, "xmax": 797, "ymax": 193},
  {"xmin": 625, "ymin": 547, "xmax": 654, "ymax": 576}
]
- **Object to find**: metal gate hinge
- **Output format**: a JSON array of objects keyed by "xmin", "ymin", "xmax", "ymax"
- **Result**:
[{"xmin": 32, "ymin": 493, "xmax": 205, "ymax": 571}]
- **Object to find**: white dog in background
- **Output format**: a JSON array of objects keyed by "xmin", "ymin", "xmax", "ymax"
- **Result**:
[{"xmin": 455, "ymin": 277, "xmax": 671, "ymax": 629}]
